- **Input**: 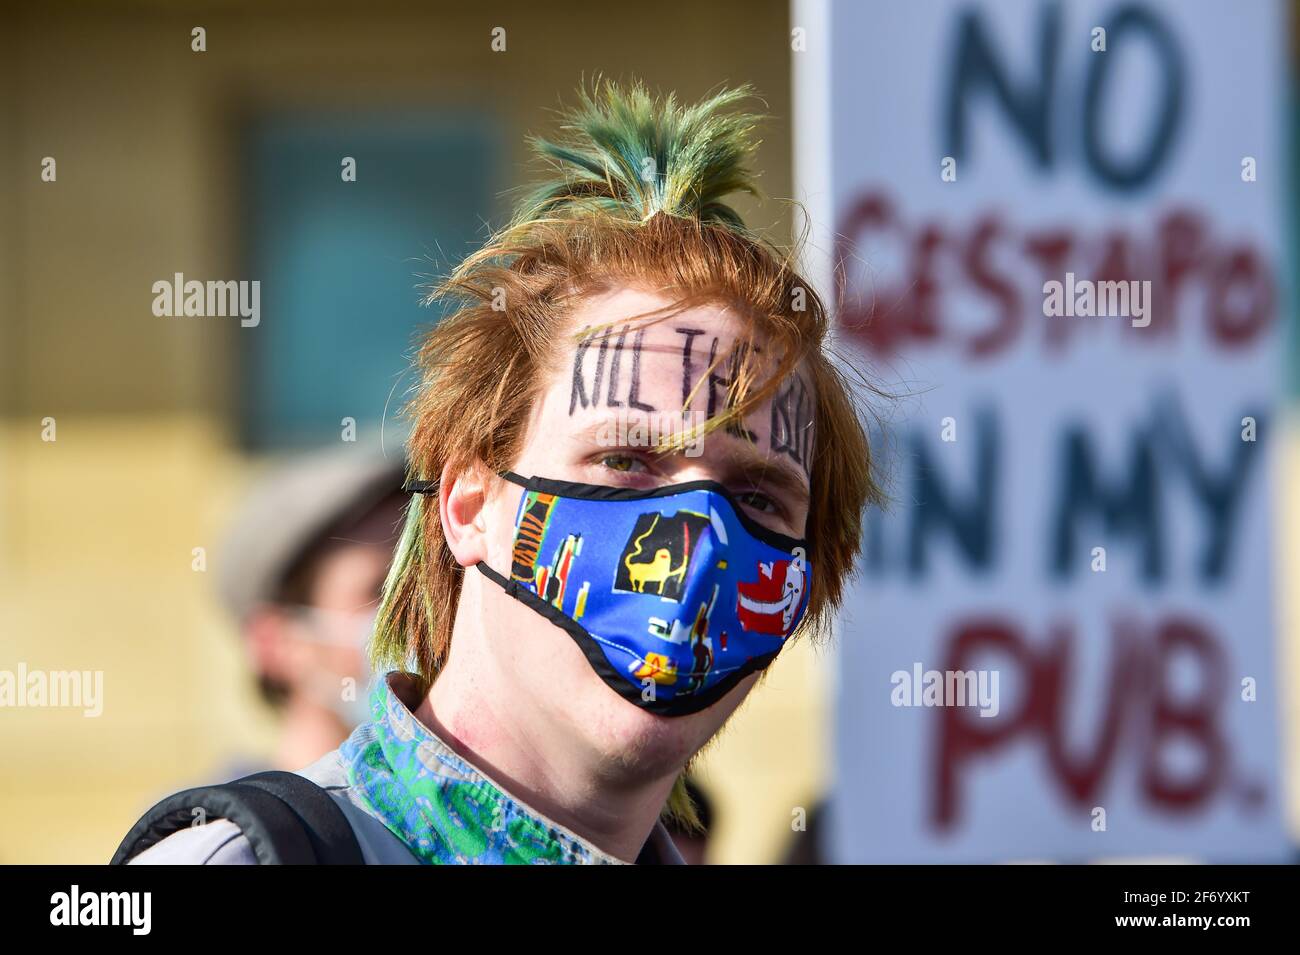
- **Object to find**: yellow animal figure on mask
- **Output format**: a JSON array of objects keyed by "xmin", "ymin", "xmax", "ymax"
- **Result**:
[{"xmin": 624, "ymin": 515, "xmax": 689, "ymax": 595}]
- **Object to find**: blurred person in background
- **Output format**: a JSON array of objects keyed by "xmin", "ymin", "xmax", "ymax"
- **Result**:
[
  {"xmin": 778, "ymin": 796, "xmax": 828, "ymax": 865},
  {"xmin": 213, "ymin": 444, "xmax": 406, "ymax": 779}
]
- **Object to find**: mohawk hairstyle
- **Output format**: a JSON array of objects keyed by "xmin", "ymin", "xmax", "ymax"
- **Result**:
[{"xmin": 517, "ymin": 81, "xmax": 763, "ymax": 230}]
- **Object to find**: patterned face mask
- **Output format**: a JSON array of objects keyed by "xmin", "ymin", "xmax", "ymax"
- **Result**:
[{"xmin": 411, "ymin": 471, "xmax": 811, "ymax": 716}]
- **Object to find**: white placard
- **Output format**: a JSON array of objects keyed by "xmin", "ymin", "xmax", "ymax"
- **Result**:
[{"xmin": 796, "ymin": 0, "xmax": 1290, "ymax": 862}]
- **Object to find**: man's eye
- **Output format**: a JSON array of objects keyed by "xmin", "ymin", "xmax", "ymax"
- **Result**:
[
  {"xmin": 735, "ymin": 490, "xmax": 780, "ymax": 515},
  {"xmin": 600, "ymin": 453, "xmax": 647, "ymax": 474}
]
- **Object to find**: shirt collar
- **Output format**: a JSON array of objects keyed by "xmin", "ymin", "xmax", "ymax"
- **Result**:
[{"xmin": 340, "ymin": 671, "xmax": 684, "ymax": 865}]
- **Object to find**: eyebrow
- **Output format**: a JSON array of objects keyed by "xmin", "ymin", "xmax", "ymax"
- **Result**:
[
  {"xmin": 573, "ymin": 415, "xmax": 811, "ymax": 505},
  {"xmin": 715, "ymin": 433, "xmax": 811, "ymax": 507}
]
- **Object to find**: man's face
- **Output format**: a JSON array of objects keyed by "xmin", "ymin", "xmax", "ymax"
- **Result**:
[
  {"xmin": 252, "ymin": 493, "xmax": 405, "ymax": 718},
  {"xmin": 476, "ymin": 286, "xmax": 814, "ymax": 778},
  {"xmin": 293, "ymin": 539, "xmax": 390, "ymax": 685}
]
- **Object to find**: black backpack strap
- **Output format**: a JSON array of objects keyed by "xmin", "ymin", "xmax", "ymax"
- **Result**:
[
  {"xmin": 110, "ymin": 770, "xmax": 364, "ymax": 865},
  {"xmin": 235, "ymin": 771, "xmax": 363, "ymax": 864}
]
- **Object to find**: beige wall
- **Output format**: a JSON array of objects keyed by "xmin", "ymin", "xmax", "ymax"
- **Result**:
[
  {"xmin": 4, "ymin": 1, "xmax": 797, "ymax": 416},
  {"xmin": 0, "ymin": 1, "xmax": 822, "ymax": 864}
]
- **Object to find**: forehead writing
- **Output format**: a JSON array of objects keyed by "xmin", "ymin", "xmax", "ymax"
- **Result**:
[
  {"xmin": 566, "ymin": 320, "xmax": 815, "ymax": 477},
  {"xmin": 675, "ymin": 327, "xmax": 757, "ymax": 441},
  {"xmin": 569, "ymin": 324, "xmax": 655, "ymax": 415},
  {"xmin": 770, "ymin": 375, "xmax": 814, "ymax": 477}
]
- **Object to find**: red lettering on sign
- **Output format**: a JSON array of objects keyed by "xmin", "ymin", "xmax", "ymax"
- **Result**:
[{"xmin": 932, "ymin": 614, "xmax": 1230, "ymax": 831}]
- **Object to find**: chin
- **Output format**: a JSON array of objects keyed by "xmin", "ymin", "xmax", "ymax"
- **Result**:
[
  {"xmin": 565, "ymin": 671, "xmax": 745, "ymax": 776},
  {"xmin": 591, "ymin": 699, "xmax": 703, "ymax": 776},
  {"xmin": 511, "ymin": 615, "xmax": 754, "ymax": 772}
]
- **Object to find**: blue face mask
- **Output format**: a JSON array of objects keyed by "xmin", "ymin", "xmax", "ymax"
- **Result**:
[{"xmin": 421, "ymin": 470, "xmax": 812, "ymax": 716}]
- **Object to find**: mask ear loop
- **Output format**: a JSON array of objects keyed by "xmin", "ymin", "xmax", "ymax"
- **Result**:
[
  {"xmin": 401, "ymin": 471, "xmax": 529, "ymax": 588},
  {"xmin": 403, "ymin": 470, "xmax": 528, "ymax": 495}
]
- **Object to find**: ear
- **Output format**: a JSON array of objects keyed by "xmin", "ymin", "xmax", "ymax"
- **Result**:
[{"xmin": 439, "ymin": 460, "xmax": 492, "ymax": 569}]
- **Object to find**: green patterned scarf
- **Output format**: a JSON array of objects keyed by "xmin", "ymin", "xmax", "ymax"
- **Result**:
[{"xmin": 339, "ymin": 672, "xmax": 621, "ymax": 865}]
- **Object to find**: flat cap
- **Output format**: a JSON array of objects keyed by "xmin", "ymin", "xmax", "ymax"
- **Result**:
[{"xmin": 216, "ymin": 443, "xmax": 407, "ymax": 621}]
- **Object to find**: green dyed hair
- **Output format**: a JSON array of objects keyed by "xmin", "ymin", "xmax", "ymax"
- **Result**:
[{"xmin": 517, "ymin": 80, "xmax": 762, "ymax": 231}]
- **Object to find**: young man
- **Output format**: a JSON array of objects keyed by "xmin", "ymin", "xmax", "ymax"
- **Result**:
[{"xmin": 122, "ymin": 81, "xmax": 879, "ymax": 865}]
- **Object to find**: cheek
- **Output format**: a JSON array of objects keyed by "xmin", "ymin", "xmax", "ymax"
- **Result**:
[
  {"xmin": 491, "ymin": 596, "xmax": 610, "ymax": 716},
  {"xmin": 485, "ymin": 490, "xmax": 523, "ymax": 563}
]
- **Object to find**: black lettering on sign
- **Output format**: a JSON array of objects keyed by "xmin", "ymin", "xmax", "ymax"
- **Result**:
[{"xmin": 943, "ymin": 1, "xmax": 1184, "ymax": 193}]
